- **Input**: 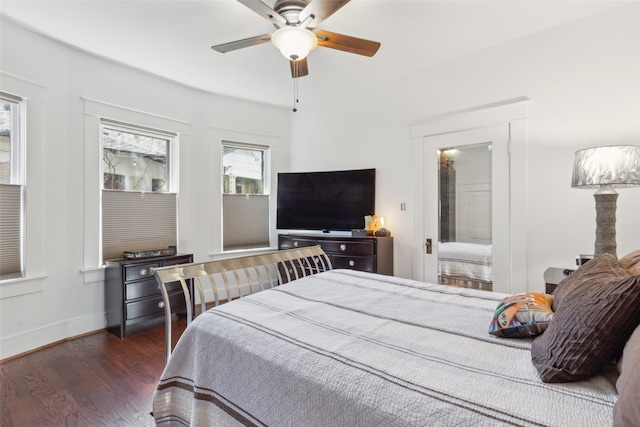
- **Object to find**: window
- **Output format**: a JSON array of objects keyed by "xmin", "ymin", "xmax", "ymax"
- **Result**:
[
  {"xmin": 102, "ymin": 124, "xmax": 169, "ymax": 192},
  {"xmin": 101, "ymin": 120, "xmax": 177, "ymax": 261},
  {"xmin": 0, "ymin": 92, "xmax": 24, "ymax": 280},
  {"xmin": 222, "ymin": 142, "xmax": 270, "ymax": 251}
]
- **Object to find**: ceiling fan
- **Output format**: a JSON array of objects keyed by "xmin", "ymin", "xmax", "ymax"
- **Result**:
[{"xmin": 211, "ymin": 0, "xmax": 381, "ymax": 78}]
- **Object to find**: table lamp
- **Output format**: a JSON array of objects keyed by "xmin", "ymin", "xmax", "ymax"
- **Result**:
[{"xmin": 571, "ymin": 145, "xmax": 640, "ymax": 257}]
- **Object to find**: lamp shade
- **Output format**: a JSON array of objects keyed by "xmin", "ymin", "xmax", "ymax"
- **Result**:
[
  {"xmin": 571, "ymin": 145, "xmax": 640, "ymax": 189},
  {"xmin": 271, "ymin": 27, "xmax": 318, "ymax": 61}
]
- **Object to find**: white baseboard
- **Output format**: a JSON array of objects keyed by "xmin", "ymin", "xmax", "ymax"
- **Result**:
[{"xmin": 0, "ymin": 312, "xmax": 105, "ymax": 360}]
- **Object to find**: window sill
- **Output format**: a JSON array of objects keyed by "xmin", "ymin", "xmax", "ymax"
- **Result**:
[
  {"xmin": 0, "ymin": 274, "xmax": 48, "ymax": 299},
  {"xmin": 81, "ymin": 266, "xmax": 105, "ymax": 284}
]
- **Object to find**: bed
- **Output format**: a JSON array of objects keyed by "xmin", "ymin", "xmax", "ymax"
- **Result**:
[
  {"xmin": 151, "ymin": 249, "xmax": 640, "ymax": 427},
  {"xmin": 438, "ymin": 241, "xmax": 493, "ymax": 290}
]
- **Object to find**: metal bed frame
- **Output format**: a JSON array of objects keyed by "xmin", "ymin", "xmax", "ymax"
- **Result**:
[{"xmin": 152, "ymin": 245, "xmax": 332, "ymax": 361}]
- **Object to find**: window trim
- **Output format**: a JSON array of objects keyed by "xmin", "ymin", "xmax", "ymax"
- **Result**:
[
  {"xmin": 221, "ymin": 141, "xmax": 271, "ymax": 252},
  {"xmin": 0, "ymin": 93, "xmax": 24, "ymax": 279},
  {"xmin": 0, "ymin": 71, "xmax": 47, "ymax": 297},
  {"xmin": 82, "ymin": 97, "xmax": 191, "ymax": 280}
]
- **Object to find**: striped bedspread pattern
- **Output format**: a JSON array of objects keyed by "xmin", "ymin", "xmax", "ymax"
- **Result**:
[{"xmin": 153, "ymin": 270, "xmax": 617, "ymax": 426}]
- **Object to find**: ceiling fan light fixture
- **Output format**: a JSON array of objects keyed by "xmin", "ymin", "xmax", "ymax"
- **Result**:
[{"xmin": 271, "ymin": 27, "xmax": 318, "ymax": 61}]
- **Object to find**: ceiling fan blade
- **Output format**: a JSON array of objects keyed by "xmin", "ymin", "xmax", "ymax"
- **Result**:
[
  {"xmin": 315, "ymin": 29, "xmax": 380, "ymax": 57},
  {"xmin": 237, "ymin": 0, "xmax": 286, "ymax": 27},
  {"xmin": 211, "ymin": 34, "xmax": 272, "ymax": 53},
  {"xmin": 299, "ymin": 0, "xmax": 350, "ymax": 28},
  {"xmin": 290, "ymin": 58, "xmax": 309, "ymax": 78}
]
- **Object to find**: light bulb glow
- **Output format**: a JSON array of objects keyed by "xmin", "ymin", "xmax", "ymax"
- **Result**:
[{"xmin": 271, "ymin": 27, "xmax": 318, "ymax": 61}]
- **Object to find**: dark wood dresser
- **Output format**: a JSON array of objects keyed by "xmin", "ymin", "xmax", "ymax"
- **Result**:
[
  {"xmin": 278, "ymin": 234, "xmax": 393, "ymax": 276},
  {"xmin": 105, "ymin": 253, "xmax": 193, "ymax": 338}
]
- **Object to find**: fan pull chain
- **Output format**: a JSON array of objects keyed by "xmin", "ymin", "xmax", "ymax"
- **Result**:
[{"xmin": 292, "ymin": 61, "xmax": 299, "ymax": 112}]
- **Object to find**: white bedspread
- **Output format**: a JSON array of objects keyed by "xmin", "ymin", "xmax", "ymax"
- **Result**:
[
  {"xmin": 153, "ymin": 270, "xmax": 617, "ymax": 426},
  {"xmin": 439, "ymin": 241, "xmax": 493, "ymax": 282}
]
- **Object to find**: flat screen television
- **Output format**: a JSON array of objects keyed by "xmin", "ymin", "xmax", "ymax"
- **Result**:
[{"xmin": 277, "ymin": 168, "xmax": 375, "ymax": 232}]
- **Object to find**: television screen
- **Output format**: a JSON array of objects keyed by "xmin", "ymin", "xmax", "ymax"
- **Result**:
[{"xmin": 276, "ymin": 168, "xmax": 375, "ymax": 232}]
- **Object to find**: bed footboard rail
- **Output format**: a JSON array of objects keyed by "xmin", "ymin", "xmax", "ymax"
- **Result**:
[{"xmin": 152, "ymin": 245, "xmax": 332, "ymax": 361}]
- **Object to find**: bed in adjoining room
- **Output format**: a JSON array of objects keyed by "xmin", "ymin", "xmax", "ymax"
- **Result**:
[
  {"xmin": 438, "ymin": 241, "xmax": 493, "ymax": 290},
  {"xmin": 151, "ymin": 249, "xmax": 640, "ymax": 427}
]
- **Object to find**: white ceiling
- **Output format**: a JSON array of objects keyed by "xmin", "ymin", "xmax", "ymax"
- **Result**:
[{"xmin": 1, "ymin": 0, "xmax": 628, "ymax": 108}]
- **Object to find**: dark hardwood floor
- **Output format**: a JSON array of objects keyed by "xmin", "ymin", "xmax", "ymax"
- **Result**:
[{"xmin": 1, "ymin": 316, "xmax": 187, "ymax": 427}]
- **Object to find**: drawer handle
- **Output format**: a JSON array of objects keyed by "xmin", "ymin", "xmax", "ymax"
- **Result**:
[
  {"xmin": 348, "ymin": 260, "xmax": 355, "ymax": 267},
  {"xmin": 340, "ymin": 244, "xmax": 347, "ymax": 251},
  {"xmin": 139, "ymin": 268, "xmax": 148, "ymax": 276},
  {"xmin": 158, "ymin": 301, "xmax": 165, "ymax": 308},
  {"xmin": 293, "ymin": 241, "xmax": 299, "ymax": 248}
]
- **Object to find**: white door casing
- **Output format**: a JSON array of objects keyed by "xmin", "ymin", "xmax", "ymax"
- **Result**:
[
  {"xmin": 410, "ymin": 98, "xmax": 529, "ymax": 294},
  {"xmin": 423, "ymin": 126, "xmax": 509, "ymax": 291}
]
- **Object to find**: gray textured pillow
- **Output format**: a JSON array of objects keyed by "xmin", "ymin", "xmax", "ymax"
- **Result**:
[
  {"xmin": 551, "ymin": 253, "xmax": 630, "ymax": 311},
  {"xmin": 531, "ymin": 275, "xmax": 640, "ymax": 383},
  {"xmin": 614, "ymin": 325, "xmax": 640, "ymax": 426}
]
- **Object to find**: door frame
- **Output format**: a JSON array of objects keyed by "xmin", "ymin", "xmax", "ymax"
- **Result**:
[{"xmin": 410, "ymin": 97, "xmax": 529, "ymax": 294}]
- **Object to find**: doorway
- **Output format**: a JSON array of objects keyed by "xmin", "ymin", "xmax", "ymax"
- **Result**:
[
  {"xmin": 424, "ymin": 126, "xmax": 509, "ymax": 291},
  {"xmin": 410, "ymin": 98, "xmax": 529, "ymax": 295}
]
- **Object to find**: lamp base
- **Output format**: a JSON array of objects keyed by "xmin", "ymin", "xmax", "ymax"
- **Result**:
[{"xmin": 593, "ymin": 191, "xmax": 618, "ymax": 257}]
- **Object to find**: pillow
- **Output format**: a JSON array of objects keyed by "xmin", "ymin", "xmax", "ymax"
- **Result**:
[
  {"xmin": 488, "ymin": 293, "xmax": 554, "ymax": 338},
  {"xmin": 531, "ymin": 275, "xmax": 640, "ymax": 383},
  {"xmin": 614, "ymin": 324, "xmax": 640, "ymax": 426},
  {"xmin": 619, "ymin": 249, "xmax": 640, "ymax": 276},
  {"xmin": 551, "ymin": 253, "xmax": 630, "ymax": 311}
]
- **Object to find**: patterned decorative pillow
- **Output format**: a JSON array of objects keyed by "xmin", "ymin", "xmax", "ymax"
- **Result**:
[
  {"xmin": 552, "ymin": 253, "xmax": 630, "ymax": 311},
  {"xmin": 619, "ymin": 249, "xmax": 640, "ymax": 276},
  {"xmin": 488, "ymin": 293, "xmax": 554, "ymax": 338},
  {"xmin": 531, "ymin": 275, "xmax": 640, "ymax": 383},
  {"xmin": 614, "ymin": 324, "xmax": 640, "ymax": 427}
]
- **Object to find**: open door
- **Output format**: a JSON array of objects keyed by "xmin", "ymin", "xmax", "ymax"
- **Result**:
[{"xmin": 423, "ymin": 125, "xmax": 511, "ymax": 293}]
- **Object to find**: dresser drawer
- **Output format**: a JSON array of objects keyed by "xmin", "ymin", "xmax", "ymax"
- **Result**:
[
  {"xmin": 124, "ymin": 262, "xmax": 160, "ymax": 281},
  {"xmin": 279, "ymin": 237, "xmax": 317, "ymax": 250},
  {"xmin": 125, "ymin": 277, "xmax": 183, "ymax": 301},
  {"xmin": 320, "ymin": 240, "xmax": 374, "ymax": 256},
  {"xmin": 125, "ymin": 291, "xmax": 187, "ymax": 320},
  {"xmin": 330, "ymin": 255, "xmax": 375, "ymax": 272}
]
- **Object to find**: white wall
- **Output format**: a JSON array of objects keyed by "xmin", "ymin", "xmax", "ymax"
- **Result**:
[
  {"xmin": 0, "ymin": 18, "xmax": 291, "ymax": 359},
  {"xmin": 289, "ymin": 3, "xmax": 640, "ymax": 287}
]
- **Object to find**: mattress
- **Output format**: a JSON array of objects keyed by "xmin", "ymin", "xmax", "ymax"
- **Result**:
[{"xmin": 153, "ymin": 269, "xmax": 617, "ymax": 426}]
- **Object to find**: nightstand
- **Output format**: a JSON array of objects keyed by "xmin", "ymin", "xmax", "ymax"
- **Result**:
[
  {"xmin": 543, "ymin": 267, "xmax": 575, "ymax": 294},
  {"xmin": 105, "ymin": 253, "xmax": 194, "ymax": 338}
]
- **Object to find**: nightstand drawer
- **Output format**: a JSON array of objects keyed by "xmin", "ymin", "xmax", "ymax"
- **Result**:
[
  {"xmin": 321, "ymin": 240, "xmax": 374, "ymax": 256},
  {"xmin": 126, "ymin": 291, "xmax": 186, "ymax": 320},
  {"xmin": 125, "ymin": 278, "xmax": 183, "ymax": 301},
  {"xmin": 331, "ymin": 255, "xmax": 375, "ymax": 272},
  {"xmin": 125, "ymin": 262, "xmax": 160, "ymax": 281},
  {"xmin": 162, "ymin": 256, "xmax": 193, "ymax": 267}
]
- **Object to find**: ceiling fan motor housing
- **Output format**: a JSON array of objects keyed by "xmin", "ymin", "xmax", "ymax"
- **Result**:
[{"xmin": 274, "ymin": 0, "xmax": 309, "ymax": 25}]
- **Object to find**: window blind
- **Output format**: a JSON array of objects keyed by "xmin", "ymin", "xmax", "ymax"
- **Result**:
[
  {"xmin": 102, "ymin": 190, "xmax": 177, "ymax": 260},
  {"xmin": 223, "ymin": 194, "xmax": 270, "ymax": 251},
  {"xmin": 0, "ymin": 184, "xmax": 22, "ymax": 278}
]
